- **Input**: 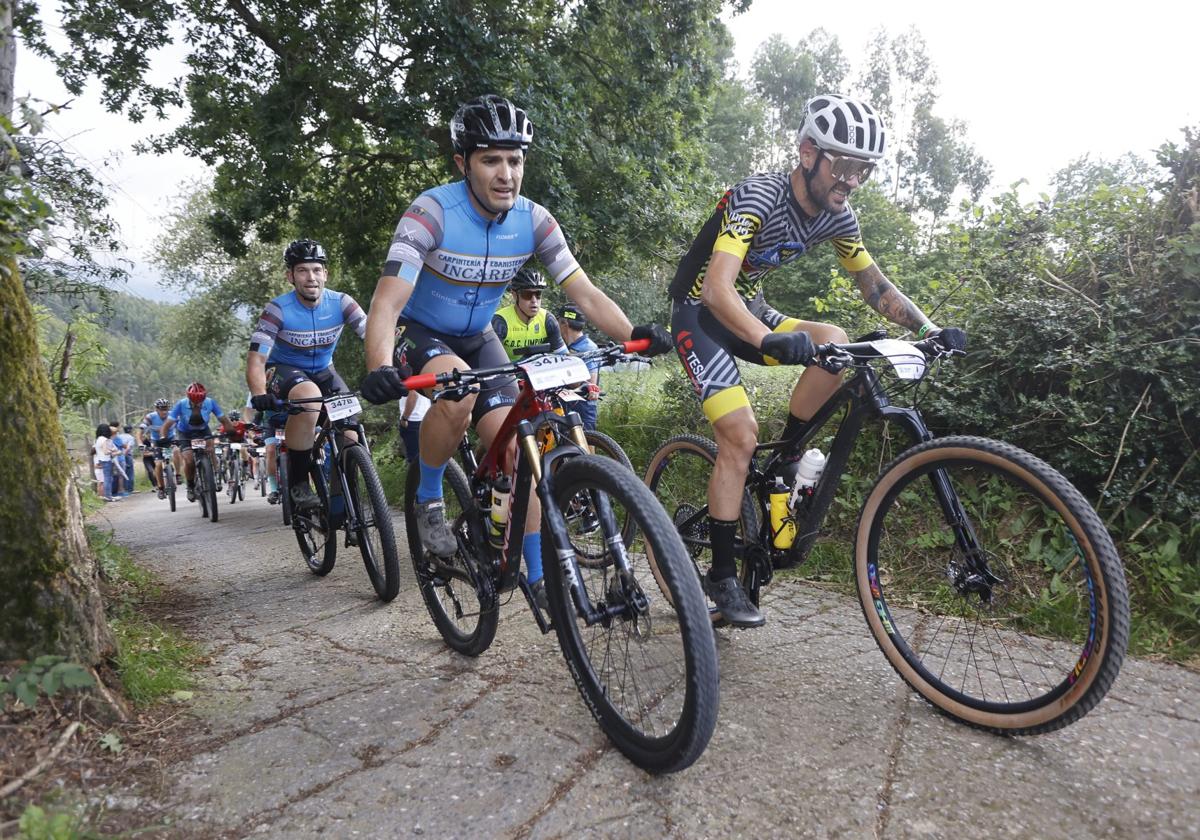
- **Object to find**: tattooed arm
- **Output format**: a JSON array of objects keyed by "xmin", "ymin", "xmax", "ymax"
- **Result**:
[{"xmin": 854, "ymin": 263, "xmax": 934, "ymax": 333}]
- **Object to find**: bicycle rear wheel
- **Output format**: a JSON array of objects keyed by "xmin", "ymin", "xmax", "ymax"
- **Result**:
[
  {"xmin": 544, "ymin": 455, "xmax": 719, "ymax": 774},
  {"xmin": 639, "ymin": 434, "xmax": 760, "ymax": 618},
  {"xmin": 342, "ymin": 445, "xmax": 400, "ymax": 601},
  {"xmin": 856, "ymin": 436, "xmax": 1129, "ymax": 735},
  {"xmin": 405, "ymin": 458, "xmax": 497, "ymax": 655},
  {"xmin": 293, "ymin": 464, "xmax": 336, "ymax": 575}
]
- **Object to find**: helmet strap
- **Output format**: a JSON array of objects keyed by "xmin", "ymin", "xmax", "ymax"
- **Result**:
[{"xmin": 463, "ymin": 157, "xmax": 510, "ymax": 224}]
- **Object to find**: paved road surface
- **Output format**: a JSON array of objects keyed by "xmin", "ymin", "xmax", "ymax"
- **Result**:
[{"xmin": 95, "ymin": 489, "xmax": 1198, "ymax": 838}]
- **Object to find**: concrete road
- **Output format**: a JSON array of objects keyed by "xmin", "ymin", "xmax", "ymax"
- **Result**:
[{"xmin": 96, "ymin": 488, "xmax": 1198, "ymax": 839}]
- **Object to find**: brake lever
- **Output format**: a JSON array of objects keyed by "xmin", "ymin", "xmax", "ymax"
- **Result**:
[{"xmin": 432, "ymin": 383, "xmax": 479, "ymax": 403}]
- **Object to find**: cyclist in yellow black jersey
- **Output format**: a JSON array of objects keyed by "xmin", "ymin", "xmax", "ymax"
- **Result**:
[
  {"xmin": 490, "ymin": 266, "xmax": 567, "ymax": 361},
  {"xmin": 669, "ymin": 93, "xmax": 966, "ymax": 627}
]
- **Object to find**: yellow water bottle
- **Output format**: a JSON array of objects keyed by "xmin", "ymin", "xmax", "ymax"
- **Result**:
[
  {"xmin": 489, "ymin": 475, "xmax": 512, "ymax": 548},
  {"xmin": 769, "ymin": 476, "xmax": 796, "ymax": 549}
]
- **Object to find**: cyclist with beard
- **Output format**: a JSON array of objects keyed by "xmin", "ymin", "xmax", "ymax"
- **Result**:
[
  {"xmin": 246, "ymin": 239, "xmax": 367, "ymax": 513},
  {"xmin": 359, "ymin": 94, "xmax": 671, "ymax": 608},
  {"xmin": 668, "ymin": 93, "xmax": 965, "ymax": 628}
]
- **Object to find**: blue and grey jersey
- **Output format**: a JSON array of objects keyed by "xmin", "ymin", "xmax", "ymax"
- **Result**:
[
  {"xmin": 383, "ymin": 180, "xmax": 583, "ymax": 337},
  {"xmin": 250, "ymin": 289, "xmax": 367, "ymax": 372}
]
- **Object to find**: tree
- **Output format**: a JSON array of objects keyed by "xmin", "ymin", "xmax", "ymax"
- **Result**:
[
  {"xmin": 2, "ymin": 5, "xmax": 113, "ymax": 664},
  {"xmin": 857, "ymin": 27, "xmax": 990, "ymax": 232},
  {"xmin": 20, "ymin": 0, "xmax": 744, "ymax": 314},
  {"xmin": 750, "ymin": 30, "xmax": 847, "ymax": 170}
]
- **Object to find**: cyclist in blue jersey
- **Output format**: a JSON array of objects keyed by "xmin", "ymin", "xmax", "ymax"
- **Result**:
[
  {"xmin": 161, "ymin": 382, "xmax": 235, "ymax": 502},
  {"xmin": 559, "ymin": 306, "xmax": 602, "ymax": 431},
  {"xmin": 246, "ymin": 239, "xmax": 368, "ymax": 512},
  {"xmin": 141, "ymin": 397, "xmax": 185, "ymax": 497},
  {"xmin": 359, "ymin": 94, "xmax": 672, "ymax": 604}
]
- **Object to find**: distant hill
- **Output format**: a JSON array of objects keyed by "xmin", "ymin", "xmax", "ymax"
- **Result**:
[{"xmin": 34, "ymin": 288, "xmax": 249, "ymax": 429}]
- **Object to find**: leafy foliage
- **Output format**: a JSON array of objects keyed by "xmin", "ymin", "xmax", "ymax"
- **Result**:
[{"xmin": 1, "ymin": 656, "xmax": 95, "ymax": 710}]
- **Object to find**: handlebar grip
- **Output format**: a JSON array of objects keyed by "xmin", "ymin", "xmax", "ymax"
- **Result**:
[
  {"xmin": 404, "ymin": 373, "xmax": 438, "ymax": 390},
  {"xmin": 623, "ymin": 338, "xmax": 651, "ymax": 353}
]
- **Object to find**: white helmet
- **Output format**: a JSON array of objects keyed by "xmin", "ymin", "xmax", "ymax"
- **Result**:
[{"xmin": 798, "ymin": 94, "xmax": 887, "ymax": 160}]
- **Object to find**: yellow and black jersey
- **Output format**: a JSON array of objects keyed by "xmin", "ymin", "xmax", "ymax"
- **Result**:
[{"xmin": 668, "ymin": 172, "xmax": 874, "ymax": 302}]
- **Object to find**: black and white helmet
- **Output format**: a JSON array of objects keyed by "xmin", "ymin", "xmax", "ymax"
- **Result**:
[
  {"xmin": 154, "ymin": 398, "xmax": 169, "ymax": 410},
  {"xmin": 284, "ymin": 238, "xmax": 327, "ymax": 267},
  {"xmin": 450, "ymin": 94, "xmax": 533, "ymax": 157},
  {"xmin": 798, "ymin": 94, "xmax": 887, "ymax": 160}
]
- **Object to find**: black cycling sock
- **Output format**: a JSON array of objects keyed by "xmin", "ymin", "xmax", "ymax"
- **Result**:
[
  {"xmin": 288, "ymin": 449, "xmax": 313, "ymax": 488},
  {"xmin": 783, "ymin": 413, "xmax": 809, "ymax": 444},
  {"xmin": 708, "ymin": 517, "xmax": 739, "ymax": 581}
]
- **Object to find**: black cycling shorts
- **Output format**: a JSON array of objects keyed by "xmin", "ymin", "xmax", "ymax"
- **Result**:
[
  {"xmin": 267, "ymin": 364, "xmax": 350, "ymax": 401},
  {"xmin": 670, "ymin": 295, "xmax": 802, "ymax": 424},
  {"xmin": 395, "ymin": 319, "xmax": 517, "ymax": 423}
]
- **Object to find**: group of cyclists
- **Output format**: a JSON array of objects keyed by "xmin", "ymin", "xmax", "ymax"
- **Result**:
[{"xmin": 132, "ymin": 90, "xmax": 965, "ymax": 629}]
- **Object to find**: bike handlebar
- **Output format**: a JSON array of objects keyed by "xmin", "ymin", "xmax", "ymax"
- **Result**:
[{"xmin": 402, "ymin": 340, "xmax": 651, "ymax": 393}]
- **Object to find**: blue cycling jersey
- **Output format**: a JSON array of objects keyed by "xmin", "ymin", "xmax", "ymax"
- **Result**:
[
  {"xmin": 141, "ymin": 411, "xmax": 168, "ymax": 442},
  {"xmin": 568, "ymin": 334, "xmax": 602, "ymax": 375},
  {"xmin": 383, "ymin": 181, "xmax": 583, "ymax": 337},
  {"xmin": 249, "ymin": 289, "xmax": 367, "ymax": 372},
  {"xmin": 168, "ymin": 397, "xmax": 223, "ymax": 434}
]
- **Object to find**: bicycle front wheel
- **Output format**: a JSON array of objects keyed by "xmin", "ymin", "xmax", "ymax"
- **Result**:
[
  {"xmin": 227, "ymin": 459, "xmax": 240, "ymax": 504},
  {"xmin": 279, "ymin": 454, "xmax": 291, "ymax": 526},
  {"xmin": 640, "ymin": 434, "xmax": 760, "ymax": 618},
  {"xmin": 202, "ymin": 455, "xmax": 219, "ymax": 523},
  {"xmin": 343, "ymin": 445, "xmax": 400, "ymax": 601},
  {"xmin": 856, "ymin": 436, "xmax": 1129, "ymax": 735},
  {"xmin": 544, "ymin": 455, "xmax": 719, "ymax": 774},
  {"xmin": 404, "ymin": 459, "xmax": 497, "ymax": 655},
  {"xmin": 164, "ymin": 464, "xmax": 176, "ymax": 512}
]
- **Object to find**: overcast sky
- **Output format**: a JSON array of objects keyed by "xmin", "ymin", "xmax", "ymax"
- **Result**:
[{"xmin": 14, "ymin": 0, "xmax": 1197, "ymax": 300}]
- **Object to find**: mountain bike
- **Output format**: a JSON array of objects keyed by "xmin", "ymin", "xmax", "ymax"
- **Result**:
[
  {"xmin": 639, "ymin": 331, "xmax": 1129, "ymax": 736},
  {"xmin": 248, "ymin": 436, "xmax": 267, "ymax": 497},
  {"xmin": 153, "ymin": 443, "xmax": 177, "ymax": 512},
  {"xmin": 188, "ymin": 436, "xmax": 220, "ymax": 523},
  {"xmin": 281, "ymin": 392, "xmax": 401, "ymax": 600},
  {"xmin": 224, "ymin": 439, "xmax": 246, "ymax": 504},
  {"xmin": 401, "ymin": 341, "xmax": 718, "ymax": 774}
]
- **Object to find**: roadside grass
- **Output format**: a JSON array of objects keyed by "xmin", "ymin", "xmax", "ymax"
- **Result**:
[{"xmin": 88, "ymin": 526, "xmax": 200, "ymax": 706}]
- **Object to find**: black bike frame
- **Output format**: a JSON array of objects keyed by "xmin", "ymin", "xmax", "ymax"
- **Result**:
[
  {"xmin": 296, "ymin": 399, "xmax": 372, "ymax": 544},
  {"xmin": 670, "ymin": 339, "xmax": 985, "ymax": 594}
]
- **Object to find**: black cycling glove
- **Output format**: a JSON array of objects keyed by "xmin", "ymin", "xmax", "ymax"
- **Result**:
[
  {"xmin": 250, "ymin": 393, "xmax": 275, "ymax": 412},
  {"xmin": 630, "ymin": 323, "xmax": 673, "ymax": 357},
  {"xmin": 360, "ymin": 365, "xmax": 409, "ymax": 404},
  {"xmin": 927, "ymin": 327, "xmax": 967, "ymax": 353},
  {"xmin": 761, "ymin": 330, "xmax": 815, "ymax": 366}
]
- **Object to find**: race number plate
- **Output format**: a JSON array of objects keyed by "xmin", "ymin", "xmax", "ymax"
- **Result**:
[
  {"xmin": 231, "ymin": 442, "xmax": 242, "ymax": 450},
  {"xmin": 190, "ymin": 438, "xmax": 208, "ymax": 450},
  {"xmin": 326, "ymin": 395, "xmax": 361, "ymax": 421},
  {"xmin": 519, "ymin": 354, "xmax": 590, "ymax": 391},
  {"xmin": 869, "ymin": 339, "xmax": 927, "ymax": 380}
]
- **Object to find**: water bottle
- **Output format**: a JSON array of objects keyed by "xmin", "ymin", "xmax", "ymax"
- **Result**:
[
  {"xmin": 789, "ymin": 449, "xmax": 826, "ymax": 510},
  {"xmin": 488, "ymin": 474, "xmax": 512, "ymax": 548},
  {"xmin": 769, "ymin": 476, "xmax": 796, "ymax": 549}
]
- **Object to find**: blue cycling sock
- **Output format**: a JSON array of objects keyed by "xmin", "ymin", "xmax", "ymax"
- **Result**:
[
  {"xmin": 523, "ymin": 532, "xmax": 543, "ymax": 584},
  {"xmin": 416, "ymin": 458, "xmax": 447, "ymax": 504}
]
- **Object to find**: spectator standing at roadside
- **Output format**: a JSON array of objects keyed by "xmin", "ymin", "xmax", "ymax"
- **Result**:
[
  {"xmin": 114, "ymin": 424, "xmax": 137, "ymax": 495},
  {"xmin": 93, "ymin": 424, "xmax": 122, "ymax": 502},
  {"xmin": 559, "ymin": 306, "xmax": 601, "ymax": 431}
]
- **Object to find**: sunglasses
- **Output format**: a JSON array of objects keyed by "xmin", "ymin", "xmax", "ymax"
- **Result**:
[
  {"xmin": 821, "ymin": 150, "xmax": 875, "ymax": 184},
  {"xmin": 517, "ymin": 290, "xmax": 543, "ymax": 300}
]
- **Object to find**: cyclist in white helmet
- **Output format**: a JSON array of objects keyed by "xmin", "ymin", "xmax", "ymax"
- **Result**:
[{"xmin": 667, "ymin": 93, "xmax": 966, "ymax": 627}]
